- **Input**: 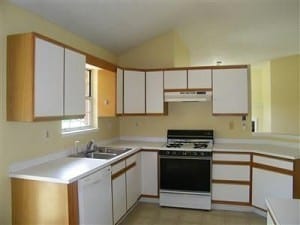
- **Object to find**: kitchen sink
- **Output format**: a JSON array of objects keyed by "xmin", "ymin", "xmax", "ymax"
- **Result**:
[{"xmin": 70, "ymin": 147, "xmax": 132, "ymax": 160}]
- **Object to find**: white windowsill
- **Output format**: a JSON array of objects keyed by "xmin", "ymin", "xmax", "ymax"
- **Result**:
[{"xmin": 62, "ymin": 127, "xmax": 99, "ymax": 137}]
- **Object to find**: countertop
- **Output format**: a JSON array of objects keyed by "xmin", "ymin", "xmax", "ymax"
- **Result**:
[
  {"xmin": 266, "ymin": 198, "xmax": 300, "ymax": 225},
  {"xmin": 9, "ymin": 140, "xmax": 299, "ymax": 184}
]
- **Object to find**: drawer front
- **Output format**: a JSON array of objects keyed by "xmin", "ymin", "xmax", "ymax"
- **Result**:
[
  {"xmin": 126, "ymin": 153, "xmax": 137, "ymax": 166},
  {"xmin": 213, "ymin": 153, "xmax": 250, "ymax": 162},
  {"xmin": 112, "ymin": 160, "xmax": 126, "ymax": 174},
  {"xmin": 212, "ymin": 183, "xmax": 249, "ymax": 203},
  {"xmin": 213, "ymin": 165, "xmax": 250, "ymax": 181},
  {"xmin": 253, "ymin": 155, "xmax": 293, "ymax": 170}
]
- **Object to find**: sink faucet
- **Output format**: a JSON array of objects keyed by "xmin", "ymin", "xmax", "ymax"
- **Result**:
[{"xmin": 86, "ymin": 139, "xmax": 95, "ymax": 153}]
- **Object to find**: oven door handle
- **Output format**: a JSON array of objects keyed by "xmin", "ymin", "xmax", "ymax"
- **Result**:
[{"xmin": 159, "ymin": 156, "xmax": 212, "ymax": 160}]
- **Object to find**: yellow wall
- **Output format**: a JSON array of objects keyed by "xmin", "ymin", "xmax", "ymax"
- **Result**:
[
  {"xmin": 173, "ymin": 32, "xmax": 190, "ymax": 67},
  {"xmin": 119, "ymin": 102, "xmax": 252, "ymax": 138},
  {"xmin": 117, "ymin": 30, "xmax": 190, "ymax": 68},
  {"xmin": 270, "ymin": 55, "xmax": 299, "ymax": 134},
  {"xmin": 251, "ymin": 61, "xmax": 271, "ymax": 132},
  {"xmin": 0, "ymin": 2, "xmax": 119, "ymax": 224}
]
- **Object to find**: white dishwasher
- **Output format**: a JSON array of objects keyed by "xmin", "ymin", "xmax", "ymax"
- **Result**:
[{"xmin": 78, "ymin": 166, "xmax": 112, "ymax": 225}]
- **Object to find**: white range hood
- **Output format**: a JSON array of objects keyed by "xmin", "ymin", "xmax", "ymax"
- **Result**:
[{"xmin": 164, "ymin": 91, "xmax": 212, "ymax": 102}]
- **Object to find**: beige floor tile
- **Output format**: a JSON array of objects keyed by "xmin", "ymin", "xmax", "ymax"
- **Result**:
[{"xmin": 121, "ymin": 203, "xmax": 266, "ymax": 225}]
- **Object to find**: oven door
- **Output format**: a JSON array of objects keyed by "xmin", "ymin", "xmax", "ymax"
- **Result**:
[{"xmin": 160, "ymin": 156, "xmax": 211, "ymax": 194}]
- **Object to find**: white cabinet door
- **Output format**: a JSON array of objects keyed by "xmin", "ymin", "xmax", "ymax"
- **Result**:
[
  {"xmin": 141, "ymin": 151, "xmax": 158, "ymax": 196},
  {"xmin": 252, "ymin": 168, "xmax": 293, "ymax": 210},
  {"xmin": 146, "ymin": 71, "xmax": 164, "ymax": 114},
  {"xmin": 116, "ymin": 68, "xmax": 123, "ymax": 114},
  {"xmin": 164, "ymin": 70, "xmax": 187, "ymax": 89},
  {"xmin": 188, "ymin": 69, "xmax": 212, "ymax": 89},
  {"xmin": 112, "ymin": 173, "xmax": 126, "ymax": 224},
  {"xmin": 34, "ymin": 38, "xmax": 64, "ymax": 117},
  {"xmin": 64, "ymin": 48, "xmax": 86, "ymax": 116},
  {"xmin": 212, "ymin": 68, "xmax": 248, "ymax": 114},
  {"xmin": 126, "ymin": 153, "xmax": 141, "ymax": 210},
  {"xmin": 124, "ymin": 70, "xmax": 145, "ymax": 114}
]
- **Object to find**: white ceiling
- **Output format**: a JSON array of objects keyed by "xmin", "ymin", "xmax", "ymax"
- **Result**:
[{"xmin": 8, "ymin": 0, "xmax": 300, "ymax": 65}]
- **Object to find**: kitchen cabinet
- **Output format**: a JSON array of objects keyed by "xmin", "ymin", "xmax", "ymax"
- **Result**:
[
  {"xmin": 164, "ymin": 70, "xmax": 187, "ymax": 90},
  {"xmin": 7, "ymin": 32, "xmax": 86, "ymax": 121},
  {"xmin": 126, "ymin": 153, "xmax": 141, "ymax": 210},
  {"xmin": 146, "ymin": 71, "xmax": 166, "ymax": 114},
  {"xmin": 141, "ymin": 150, "xmax": 159, "ymax": 197},
  {"xmin": 187, "ymin": 69, "xmax": 212, "ymax": 89},
  {"xmin": 123, "ymin": 70, "xmax": 145, "ymax": 114},
  {"xmin": 212, "ymin": 152, "xmax": 251, "ymax": 205},
  {"xmin": 111, "ymin": 160, "xmax": 127, "ymax": 224},
  {"xmin": 98, "ymin": 69, "xmax": 116, "ymax": 117},
  {"xmin": 64, "ymin": 48, "xmax": 86, "ymax": 117},
  {"xmin": 212, "ymin": 67, "xmax": 248, "ymax": 115},
  {"xmin": 252, "ymin": 154, "xmax": 293, "ymax": 211},
  {"xmin": 11, "ymin": 178, "xmax": 79, "ymax": 225},
  {"xmin": 116, "ymin": 68, "xmax": 123, "ymax": 115}
]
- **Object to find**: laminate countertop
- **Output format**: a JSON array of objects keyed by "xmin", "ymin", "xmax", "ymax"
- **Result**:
[
  {"xmin": 9, "ymin": 140, "xmax": 299, "ymax": 184},
  {"xmin": 266, "ymin": 198, "xmax": 300, "ymax": 225}
]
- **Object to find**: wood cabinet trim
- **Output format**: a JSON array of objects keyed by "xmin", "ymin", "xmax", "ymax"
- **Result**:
[
  {"xmin": 252, "ymin": 205, "xmax": 267, "ymax": 212},
  {"xmin": 253, "ymin": 152, "xmax": 294, "ymax": 162},
  {"xmin": 68, "ymin": 182, "xmax": 79, "ymax": 225},
  {"xmin": 213, "ymin": 160, "xmax": 250, "ymax": 166},
  {"xmin": 252, "ymin": 163, "xmax": 294, "ymax": 176},
  {"xmin": 212, "ymin": 179, "xmax": 250, "ymax": 185},
  {"xmin": 212, "ymin": 200, "xmax": 250, "ymax": 206},
  {"xmin": 293, "ymin": 159, "xmax": 300, "ymax": 199},
  {"xmin": 32, "ymin": 32, "xmax": 116, "ymax": 71}
]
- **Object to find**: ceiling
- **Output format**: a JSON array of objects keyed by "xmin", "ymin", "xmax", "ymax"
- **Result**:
[{"xmin": 8, "ymin": 0, "xmax": 299, "ymax": 65}]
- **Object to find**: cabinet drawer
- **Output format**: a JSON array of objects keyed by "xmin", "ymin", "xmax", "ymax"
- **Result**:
[
  {"xmin": 253, "ymin": 155, "xmax": 293, "ymax": 170},
  {"xmin": 112, "ymin": 160, "xmax": 126, "ymax": 174},
  {"xmin": 126, "ymin": 153, "xmax": 137, "ymax": 166},
  {"xmin": 212, "ymin": 183, "xmax": 249, "ymax": 203},
  {"xmin": 213, "ymin": 165, "xmax": 250, "ymax": 181},
  {"xmin": 213, "ymin": 153, "xmax": 250, "ymax": 162}
]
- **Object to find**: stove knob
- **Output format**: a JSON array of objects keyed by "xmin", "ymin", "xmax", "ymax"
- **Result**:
[
  {"xmin": 182, "ymin": 151, "xmax": 187, "ymax": 156},
  {"xmin": 200, "ymin": 152, "xmax": 204, "ymax": 156},
  {"xmin": 165, "ymin": 151, "xmax": 170, "ymax": 155},
  {"xmin": 172, "ymin": 151, "xmax": 177, "ymax": 156}
]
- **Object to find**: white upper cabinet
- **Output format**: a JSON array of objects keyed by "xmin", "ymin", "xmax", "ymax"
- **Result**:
[
  {"xmin": 164, "ymin": 70, "xmax": 187, "ymax": 89},
  {"xmin": 212, "ymin": 68, "xmax": 248, "ymax": 114},
  {"xmin": 116, "ymin": 68, "xmax": 124, "ymax": 114},
  {"xmin": 124, "ymin": 70, "xmax": 145, "ymax": 114},
  {"xmin": 188, "ymin": 69, "xmax": 212, "ymax": 89},
  {"xmin": 146, "ymin": 71, "xmax": 164, "ymax": 114},
  {"xmin": 64, "ymin": 48, "xmax": 86, "ymax": 116},
  {"xmin": 34, "ymin": 38, "xmax": 64, "ymax": 117}
]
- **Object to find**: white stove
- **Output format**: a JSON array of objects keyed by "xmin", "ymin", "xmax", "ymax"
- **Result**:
[{"xmin": 159, "ymin": 129, "xmax": 214, "ymax": 210}]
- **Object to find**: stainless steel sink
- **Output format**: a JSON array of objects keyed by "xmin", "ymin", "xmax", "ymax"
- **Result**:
[{"xmin": 70, "ymin": 147, "xmax": 132, "ymax": 160}]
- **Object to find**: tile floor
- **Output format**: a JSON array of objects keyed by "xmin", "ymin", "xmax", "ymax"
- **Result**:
[{"xmin": 121, "ymin": 203, "xmax": 266, "ymax": 225}]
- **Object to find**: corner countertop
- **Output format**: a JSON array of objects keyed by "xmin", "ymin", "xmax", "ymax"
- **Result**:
[
  {"xmin": 213, "ymin": 143, "xmax": 300, "ymax": 159},
  {"xmin": 9, "ymin": 140, "xmax": 299, "ymax": 184},
  {"xmin": 266, "ymin": 198, "xmax": 300, "ymax": 225}
]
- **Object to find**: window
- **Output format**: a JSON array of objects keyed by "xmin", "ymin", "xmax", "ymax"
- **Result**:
[{"xmin": 62, "ymin": 69, "xmax": 97, "ymax": 134}]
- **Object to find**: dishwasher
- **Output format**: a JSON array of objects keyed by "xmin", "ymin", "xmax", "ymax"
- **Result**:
[{"xmin": 78, "ymin": 166, "xmax": 112, "ymax": 225}]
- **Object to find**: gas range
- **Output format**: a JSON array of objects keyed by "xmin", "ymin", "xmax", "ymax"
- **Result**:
[{"xmin": 162, "ymin": 129, "xmax": 214, "ymax": 153}]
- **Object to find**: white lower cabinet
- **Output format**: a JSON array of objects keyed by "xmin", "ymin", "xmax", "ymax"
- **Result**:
[
  {"xmin": 126, "ymin": 153, "xmax": 141, "ymax": 210},
  {"xmin": 212, "ymin": 152, "xmax": 251, "ymax": 205},
  {"xmin": 112, "ymin": 153, "xmax": 142, "ymax": 224},
  {"xmin": 141, "ymin": 151, "xmax": 158, "ymax": 196},
  {"xmin": 252, "ymin": 154, "xmax": 294, "ymax": 211},
  {"xmin": 212, "ymin": 183, "xmax": 250, "ymax": 203},
  {"xmin": 112, "ymin": 161, "xmax": 127, "ymax": 224},
  {"xmin": 252, "ymin": 168, "xmax": 293, "ymax": 210}
]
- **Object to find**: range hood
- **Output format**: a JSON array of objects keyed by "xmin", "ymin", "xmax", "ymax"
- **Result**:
[{"xmin": 164, "ymin": 91, "xmax": 212, "ymax": 102}]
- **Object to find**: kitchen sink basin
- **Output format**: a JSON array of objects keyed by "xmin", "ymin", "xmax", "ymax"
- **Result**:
[{"xmin": 70, "ymin": 147, "xmax": 132, "ymax": 160}]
